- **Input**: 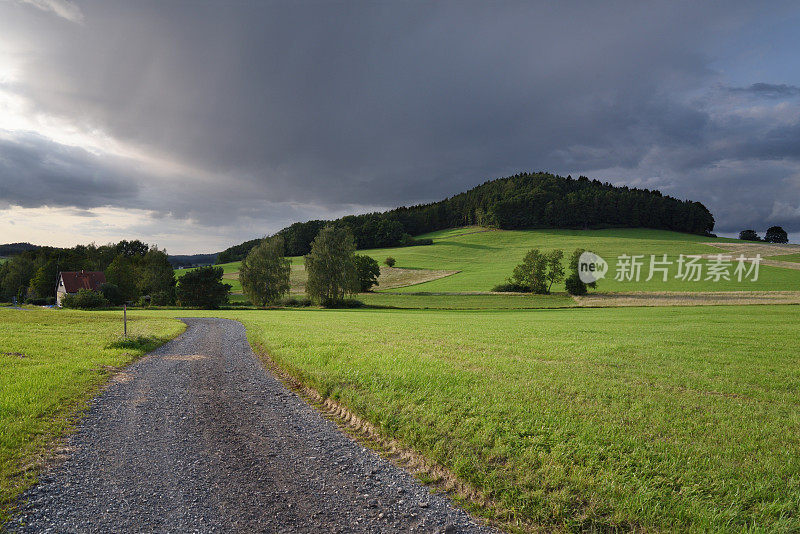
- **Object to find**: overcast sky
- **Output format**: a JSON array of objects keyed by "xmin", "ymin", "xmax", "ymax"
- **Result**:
[{"xmin": 1, "ymin": 0, "xmax": 799, "ymax": 253}]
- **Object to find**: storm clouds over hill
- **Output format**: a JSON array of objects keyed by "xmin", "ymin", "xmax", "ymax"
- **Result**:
[{"xmin": 0, "ymin": 1, "xmax": 799, "ymax": 251}]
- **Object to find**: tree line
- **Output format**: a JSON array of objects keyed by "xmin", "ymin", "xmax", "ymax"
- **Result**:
[
  {"xmin": 187, "ymin": 226, "xmax": 380, "ymax": 309},
  {"xmin": 494, "ymin": 248, "xmax": 597, "ymax": 296},
  {"xmin": 218, "ymin": 172, "xmax": 716, "ymax": 263},
  {"xmin": 0, "ymin": 240, "xmax": 175, "ymax": 305}
]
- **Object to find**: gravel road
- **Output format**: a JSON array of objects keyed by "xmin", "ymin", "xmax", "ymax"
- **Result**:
[{"xmin": 9, "ymin": 318, "xmax": 494, "ymax": 533}]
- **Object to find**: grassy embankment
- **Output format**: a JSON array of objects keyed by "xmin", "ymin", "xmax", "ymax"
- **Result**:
[{"xmin": 0, "ymin": 308, "xmax": 184, "ymax": 522}]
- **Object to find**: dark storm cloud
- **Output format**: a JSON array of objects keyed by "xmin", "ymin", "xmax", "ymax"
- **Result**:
[
  {"xmin": 729, "ymin": 83, "xmax": 800, "ymax": 98},
  {"xmin": 2, "ymin": 0, "xmax": 800, "ymax": 244},
  {"xmin": 0, "ymin": 132, "xmax": 139, "ymax": 209}
]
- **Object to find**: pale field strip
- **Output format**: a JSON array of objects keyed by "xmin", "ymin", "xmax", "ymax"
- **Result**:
[
  {"xmin": 574, "ymin": 291, "xmax": 800, "ymax": 307},
  {"xmin": 701, "ymin": 242, "xmax": 800, "ymax": 270}
]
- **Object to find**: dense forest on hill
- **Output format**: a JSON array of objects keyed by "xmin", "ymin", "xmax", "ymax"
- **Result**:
[
  {"xmin": 217, "ymin": 172, "xmax": 715, "ymax": 262},
  {"xmin": 0, "ymin": 243, "xmax": 40, "ymax": 256}
]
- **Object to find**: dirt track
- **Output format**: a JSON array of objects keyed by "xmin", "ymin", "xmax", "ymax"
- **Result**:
[{"xmin": 9, "ymin": 318, "xmax": 492, "ymax": 533}]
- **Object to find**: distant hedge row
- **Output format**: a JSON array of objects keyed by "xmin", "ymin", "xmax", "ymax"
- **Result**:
[{"xmin": 218, "ymin": 172, "xmax": 715, "ymax": 263}]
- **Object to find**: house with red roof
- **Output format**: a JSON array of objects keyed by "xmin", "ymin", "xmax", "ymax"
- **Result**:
[{"xmin": 56, "ymin": 270, "xmax": 106, "ymax": 307}]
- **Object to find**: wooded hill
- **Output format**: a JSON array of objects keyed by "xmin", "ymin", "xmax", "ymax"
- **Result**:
[{"xmin": 218, "ymin": 172, "xmax": 715, "ymax": 262}]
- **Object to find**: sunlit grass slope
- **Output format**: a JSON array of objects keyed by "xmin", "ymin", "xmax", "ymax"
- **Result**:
[
  {"xmin": 0, "ymin": 308, "xmax": 184, "ymax": 521},
  {"xmin": 205, "ymin": 228, "xmax": 800, "ymax": 294},
  {"xmin": 358, "ymin": 227, "xmax": 800, "ymax": 292}
]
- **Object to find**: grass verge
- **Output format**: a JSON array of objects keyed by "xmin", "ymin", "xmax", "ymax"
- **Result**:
[{"xmin": 0, "ymin": 308, "xmax": 185, "ymax": 523}]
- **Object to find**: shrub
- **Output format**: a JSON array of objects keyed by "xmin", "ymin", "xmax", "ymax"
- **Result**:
[
  {"xmin": 25, "ymin": 297, "xmax": 55, "ymax": 306},
  {"xmin": 100, "ymin": 282, "xmax": 125, "ymax": 305},
  {"xmin": 398, "ymin": 234, "xmax": 433, "ymax": 247},
  {"xmin": 491, "ymin": 282, "xmax": 529, "ymax": 292},
  {"xmin": 280, "ymin": 297, "xmax": 313, "ymax": 307},
  {"xmin": 321, "ymin": 298, "xmax": 364, "ymax": 308},
  {"xmin": 150, "ymin": 290, "xmax": 174, "ymax": 306},
  {"xmin": 384, "ymin": 257, "xmax": 396, "ymax": 267},
  {"xmin": 565, "ymin": 274, "xmax": 588, "ymax": 295},
  {"xmin": 61, "ymin": 289, "xmax": 109, "ymax": 309},
  {"xmin": 738, "ymin": 230, "xmax": 760, "ymax": 241},
  {"xmin": 399, "ymin": 233, "xmax": 416, "ymax": 247},
  {"xmin": 176, "ymin": 266, "xmax": 231, "ymax": 308}
]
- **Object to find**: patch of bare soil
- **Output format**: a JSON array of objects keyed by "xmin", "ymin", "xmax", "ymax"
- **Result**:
[
  {"xmin": 374, "ymin": 267, "xmax": 459, "ymax": 290},
  {"xmin": 225, "ymin": 264, "xmax": 458, "ymax": 294},
  {"xmin": 703, "ymin": 242, "xmax": 800, "ymax": 270},
  {"xmin": 574, "ymin": 291, "xmax": 800, "ymax": 307}
]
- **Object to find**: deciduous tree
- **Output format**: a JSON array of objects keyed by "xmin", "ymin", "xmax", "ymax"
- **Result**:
[
  {"xmin": 764, "ymin": 226, "xmax": 789, "ymax": 244},
  {"xmin": 510, "ymin": 249, "xmax": 548, "ymax": 294},
  {"xmin": 738, "ymin": 229, "xmax": 760, "ymax": 241},
  {"xmin": 354, "ymin": 254, "xmax": 380, "ymax": 292},
  {"xmin": 304, "ymin": 226, "xmax": 359, "ymax": 306},
  {"xmin": 239, "ymin": 236, "xmax": 291, "ymax": 307}
]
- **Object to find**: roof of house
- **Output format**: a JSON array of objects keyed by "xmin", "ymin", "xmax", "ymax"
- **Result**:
[{"xmin": 59, "ymin": 271, "xmax": 106, "ymax": 293}]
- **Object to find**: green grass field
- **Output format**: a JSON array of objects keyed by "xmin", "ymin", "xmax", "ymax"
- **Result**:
[
  {"xmin": 3, "ymin": 304, "xmax": 800, "ymax": 531},
  {"xmin": 357, "ymin": 292, "xmax": 575, "ymax": 309},
  {"xmin": 358, "ymin": 228, "xmax": 800, "ymax": 293},
  {"xmin": 204, "ymin": 228, "xmax": 800, "ymax": 295},
  {"xmin": 0, "ymin": 308, "xmax": 184, "ymax": 521},
  {"xmin": 209, "ymin": 305, "xmax": 799, "ymax": 532}
]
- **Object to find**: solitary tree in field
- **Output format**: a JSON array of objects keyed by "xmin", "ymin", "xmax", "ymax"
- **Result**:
[
  {"xmin": 764, "ymin": 226, "xmax": 789, "ymax": 244},
  {"xmin": 305, "ymin": 226, "xmax": 359, "ymax": 306},
  {"xmin": 738, "ymin": 229, "xmax": 760, "ymax": 241},
  {"xmin": 354, "ymin": 254, "xmax": 381, "ymax": 292},
  {"xmin": 239, "ymin": 235, "xmax": 291, "ymax": 307},
  {"xmin": 176, "ymin": 266, "xmax": 231, "ymax": 308}
]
